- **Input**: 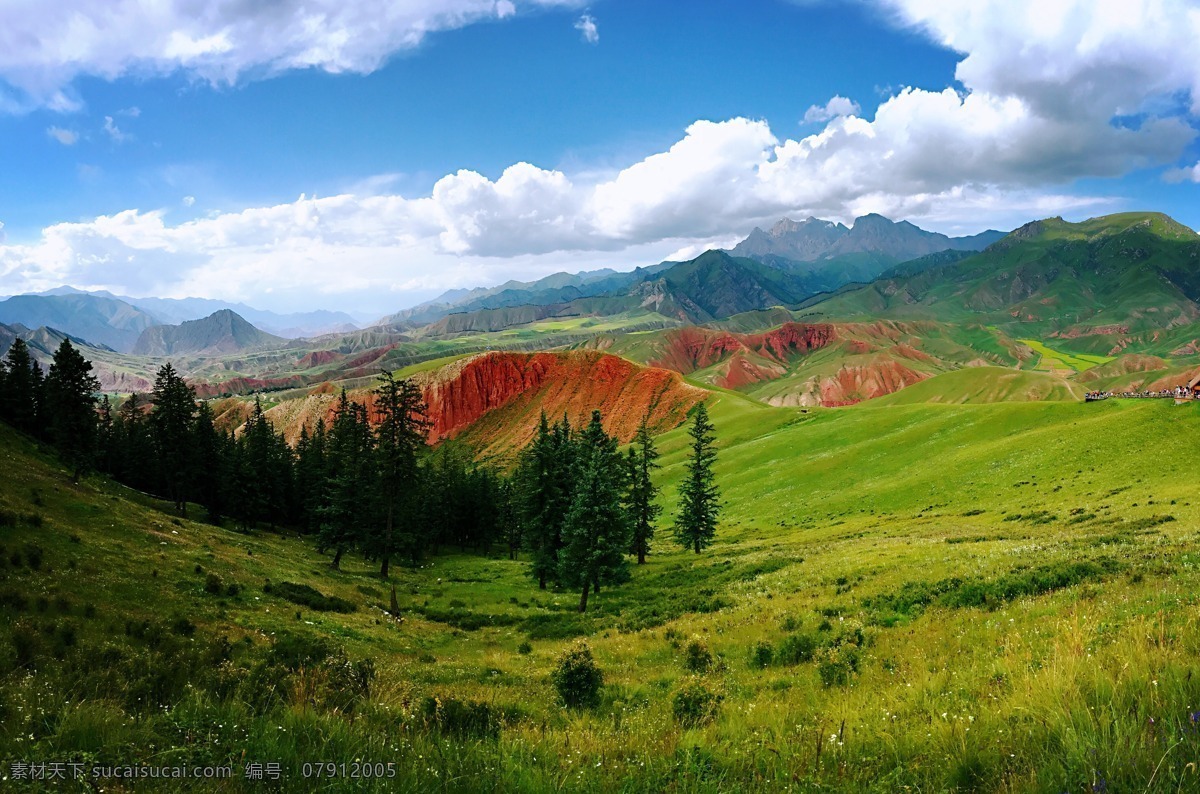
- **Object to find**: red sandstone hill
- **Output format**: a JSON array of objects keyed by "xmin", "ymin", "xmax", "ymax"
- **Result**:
[
  {"xmin": 257, "ymin": 350, "xmax": 707, "ymax": 458},
  {"xmin": 646, "ymin": 322, "xmax": 836, "ymax": 389}
]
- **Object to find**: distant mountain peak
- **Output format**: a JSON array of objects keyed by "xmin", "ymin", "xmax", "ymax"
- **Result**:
[{"xmin": 131, "ymin": 309, "xmax": 284, "ymax": 357}]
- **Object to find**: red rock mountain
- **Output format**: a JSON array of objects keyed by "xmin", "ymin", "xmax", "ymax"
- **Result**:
[{"xmin": 258, "ymin": 350, "xmax": 706, "ymax": 458}]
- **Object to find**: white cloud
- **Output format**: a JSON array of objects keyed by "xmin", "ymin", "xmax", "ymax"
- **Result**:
[
  {"xmin": 1165, "ymin": 162, "xmax": 1200, "ymax": 183},
  {"xmin": 46, "ymin": 126, "xmax": 78, "ymax": 145},
  {"xmin": 0, "ymin": 0, "xmax": 584, "ymax": 109},
  {"xmin": 803, "ymin": 95, "xmax": 860, "ymax": 123},
  {"xmin": 182, "ymin": 196, "xmax": 196, "ymax": 207},
  {"xmin": 574, "ymin": 14, "xmax": 599, "ymax": 44},
  {"xmin": 102, "ymin": 116, "xmax": 129, "ymax": 143},
  {"xmin": 1, "ymin": 0, "xmax": 1198, "ymax": 311}
]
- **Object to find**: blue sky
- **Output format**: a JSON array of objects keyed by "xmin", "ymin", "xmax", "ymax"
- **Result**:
[{"xmin": 0, "ymin": 0, "xmax": 1198, "ymax": 315}]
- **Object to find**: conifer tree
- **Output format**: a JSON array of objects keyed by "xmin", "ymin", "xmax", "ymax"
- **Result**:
[
  {"xmin": 368, "ymin": 372, "xmax": 428, "ymax": 577},
  {"xmin": 150, "ymin": 363, "xmax": 197, "ymax": 515},
  {"xmin": 559, "ymin": 410, "xmax": 631, "ymax": 612},
  {"xmin": 626, "ymin": 415, "xmax": 661, "ymax": 565},
  {"xmin": 673, "ymin": 402, "xmax": 720, "ymax": 554},
  {"xmin": 44, "ymin": 339, "xmax": 101, "ymax": 482},
  {"xmin": 517, "ymin": 413, "xmax": 575, "ymax": 589},
  {"xmin": 295, "ymin": 419, "xmax": 329, "ymax": 534},
  {"xmin": 318, "ymin": 390, "xmax": 374, "ymax": 569},
  {"xmin": 192, "ymin": 401, "xmax": 229, "ymax": 524},
  {"xmin": 0, "ymin": 338, "xmax": 40, "ymax": 434}
]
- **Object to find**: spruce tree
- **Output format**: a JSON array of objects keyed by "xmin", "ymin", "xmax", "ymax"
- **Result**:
[
  {"xmin": 559, "ymin": 410, "xmax": 631, "ymax": 612},
  {"xmin": 369, "ymin": 372, "xmax": 428, "ymax": 577},
  {"xmin": 192, "ymin": 401, "xmax": 229, "ymax": 524},
  {"xmin": 673, "ymin": 402, "xmax": 720, "ymax": 554},
  {"xmin": 626, "ymin": 415, "xmax": 661, "ymax": 565},
  {"xmin": 150, "ymin": 363, "xmax": 198, "ymax": 515},
  {"xmin": 0, "ymin": 338, "xmax": 40, "ymax": 434},
  {"xmin": 517, "ymin": 413, "xmax": 575, "ymax": 589},
  {"xmin": 44, "ymin": 339, "xmax": 101, "ymax": 482},
  {"xmin": 318, "ymin": 390, "xmax": 374, "ymax": 569}
]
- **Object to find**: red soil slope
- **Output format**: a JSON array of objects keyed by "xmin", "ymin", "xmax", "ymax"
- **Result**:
[
  {"xmin": 650, "ymin": 323, "xmax": 836, "ymax": 374},
  {"xmin": 259, "ymin": 351, "xmax": 706, "ymax": 456}
]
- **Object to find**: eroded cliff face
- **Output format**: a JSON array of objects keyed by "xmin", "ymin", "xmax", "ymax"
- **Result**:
[
  {"xmin": 650, "ymin": 323, "xmax": 836, "ymax": 374},
  {"xmin": 414, "ymin": 351, "xmax": 707, "ymax": 453},
  {"xmin": 257, "ymin": 350, "xmax": 707, "ymax": 456}
]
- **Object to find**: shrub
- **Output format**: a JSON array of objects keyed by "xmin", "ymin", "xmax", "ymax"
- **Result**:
[
  {"xmin": 171, "ymin": 616, "xmax": 196, "ymax": 636},
  {"xmin": 749, "ymin": 641, "xmax": 773, "ymax": 669},
  {"xmin": 684, "ymin": 639, "xmax": 714, "ymax": 673},
  {"xmin": 225, "ymin": 583, "xmax": 242, "ymax": 597},
  {"xmin": 204, "ymin": 573, "xmax": 223, "ymax": 594},
  {"xmin": 23, "ymin": 544, "xmax": 43, "ymax": 571},
  {"xmin": 777, "ymin": 633, "xmax": 818, "ymax": 665},
  {"xmin": 817, "ymin": 644, "xmax": 860, "ymax": 687},
  {"xmin": 419, "ymin": 696, "xmax": 502, "ymax": 739},
  {"xmin": 268, "ymin": 581, "xmax": 356, "ymax": 613},
  {"xmin": 672, "ymin": 681, "xmax": 723, "ymax": 728},
  {"xmin": 517, "ymin": 641, "xmax": 533, "ymax": 655},
  {"xmin": 551, "ymin": 642, "xmax": 603, "ymax": 709}
]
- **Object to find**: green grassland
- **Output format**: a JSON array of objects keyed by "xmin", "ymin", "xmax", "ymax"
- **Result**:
[
  {"xmin": 1018, "ymin": 339, "xmax": 1113, "ymax": 373},
  {"xmin": 6, "ymin": 393, "xmax": 1200, "ymax": 791}
]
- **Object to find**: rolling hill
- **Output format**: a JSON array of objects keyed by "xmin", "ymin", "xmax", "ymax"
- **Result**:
[{"xmin": 802, "ymin": 212, "xmax": 1200, "ymax": 352}]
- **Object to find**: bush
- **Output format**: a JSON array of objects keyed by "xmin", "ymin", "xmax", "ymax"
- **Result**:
[
  {"xmin": 672, "ymin": 681, "xmax": 723, "ymax": 728},
  {"xmin": 23, "ymin": 544, "xmax": 43, "ymax": 571},
  {"xmin": 777, "ymin": 633, "xmax": 818, "ymax": 665},
  {"xmin": 268, "ymin": 581, "xmax": 356, "ymax": 613},
  {"xmin": 419, "ymin": 696, "xmax": 502, "ymax": 739},
  {"xmin": 684, "ymin": 639, "xmax": 714, "ymax": 673},
  {"xmin": 204, "ymin": 573, "xmax": 223, "ymax": 594},
  {"xmin": 749, "ymin": 641, "xmax": 773, "ymax": 669},
  {"xmin": 517, "ymin": 641, "xmax": 533, "ymax": 655},
  {"xmin": 817, "ymin": 644, "xmax": 860, "ymax": 687},
  {"xmin": 551, "ymin": 642, "xmax": 603, "ymax": 709}
]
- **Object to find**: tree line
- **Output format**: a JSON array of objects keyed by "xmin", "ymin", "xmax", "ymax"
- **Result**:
[{"xmin": 0, "ymin": 338, "xmax": 720, "ymax": 610}]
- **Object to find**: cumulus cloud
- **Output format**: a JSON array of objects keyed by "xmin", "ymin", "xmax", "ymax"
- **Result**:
[
  {"xmin": 802, "ymin": 95, "xmax": 860, "ymax": 123},
  {"xmin": 0, "ymin": 0, "xmax": 584, "ymax": 109},
  {"xmin": 46, "ymin": 126, "xmax": 77, "ymax": 145},
  {"xmin": 574, "ymin": 14, "xmax": 599, "ymax": 44},
  {"xmin": 1165, "ymin": 162, "xmax": 1200, "ymax": 183}
]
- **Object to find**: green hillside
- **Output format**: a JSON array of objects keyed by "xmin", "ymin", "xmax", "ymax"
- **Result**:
[
  {"xmin": 802, "ymin": 212, "xmax": 1200, "ymax": 347},
  {"xmin": 7, "ymin": 392, "xmax": 1200, "ymax": 790}
]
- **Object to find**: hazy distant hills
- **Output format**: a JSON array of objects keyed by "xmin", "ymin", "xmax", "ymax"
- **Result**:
[
  {"xmin": 132, "ymin": 309, "xmax": 286, "ymax": 356},
  {"xmin": 0, "ymin": 293, "xmax": 158, "ymax": 352},
  {"xmin": 1, "ymin": 288, "xmax": 361, "ymax": 349}
]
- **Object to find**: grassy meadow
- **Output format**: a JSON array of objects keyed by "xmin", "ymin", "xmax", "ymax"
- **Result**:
[{"xmin": 3, "ymin": 395, "xmax": 1200, "ymax": 791}]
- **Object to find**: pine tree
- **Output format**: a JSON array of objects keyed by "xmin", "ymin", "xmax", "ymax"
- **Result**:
[
  {"xmin": 44, "ymin": 339, "xmax": 101, "ymax": 482},
  {"xmin": 559, "ymin": 410, "xmax": 631, "ymax": 612},
  {"xmin": 318, "ymin": 390, "xmax": 374, "ymax": 569},
  {"xmin": 295, "ymin": 419, "xmax": 329, "ymax": 534},
  {"xmin": 673, "ymin": 402, "xmax": 720, "ymax": 554},
  {"xmin": 368, "ymin": 372, "xmax": 429, "ymax": 577},
  {"xmin": 517, "ymin": 413, "xmax": 576, "ymax": 589},
  {"xmin": 626, "ymin": 415, "xmax": 661, "ymax": 564},
  {"xmin": 192, "ymin": 401, "xmax": 229, "ymax": 524},
  {"xmin": 150, "ymin": 363, "xmax": 197, "ymax": 515},
  {"xmin": 0, "ymin": 338, "xmax": 40, "ymax": 434}
]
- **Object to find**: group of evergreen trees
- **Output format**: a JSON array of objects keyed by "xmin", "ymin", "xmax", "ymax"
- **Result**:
[
  {"xmin": 513, "ymin": 404, "xmax": 720, "ymax": 612},
  {"xmin": 0, "ymin": 339, "xmax": 721, "ymax": 606}
]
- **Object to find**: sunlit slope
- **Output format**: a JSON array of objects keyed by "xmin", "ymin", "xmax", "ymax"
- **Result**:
[
  {"xmin": 868, "ymin": 366, "xmax": 1083, "ymax": 405},
  {"xmin": 801, "ymin": 212, "xmax": 1200, "ymax": 344}
]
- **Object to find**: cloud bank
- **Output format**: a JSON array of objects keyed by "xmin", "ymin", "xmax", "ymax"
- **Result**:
[
  {"xmin": 0, "ymin": 0, "xmax": 582, "ymax": 110},
  {"xmin": 1, "ymin": 0, "xmax": 1198, "ymax": 311}
]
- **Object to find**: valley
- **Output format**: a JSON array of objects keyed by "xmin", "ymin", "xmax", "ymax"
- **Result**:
[{"xmin": 4, "ymin": 210, "xmax": 1200, "ymax": 792}]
